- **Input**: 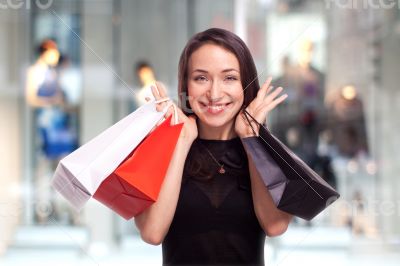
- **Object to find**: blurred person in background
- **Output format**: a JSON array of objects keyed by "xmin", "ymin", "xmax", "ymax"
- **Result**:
[
  {"xmin": 25, "ymin": 39, "xmax": 78, "ymax": 224},
  {"xmin": 132, "ymin": 60, "xmax": 157, "ymax": 109},
  {"xmin": 328, "ymin": 85, "xmax": 368, "ymax": 158},
  {"xmin": 274, "ymin": 40, "xmax": 326, "ymax": 165}
]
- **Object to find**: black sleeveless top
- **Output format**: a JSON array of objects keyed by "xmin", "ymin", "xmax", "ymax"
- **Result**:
[{"xmin": 162, "ymin": 137, "xmax": 266, "ymax": 265}]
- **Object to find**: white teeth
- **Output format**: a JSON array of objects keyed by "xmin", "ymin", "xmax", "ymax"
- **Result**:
[
  {"xmin": 209, "ymin": 105, "xmax": 224, "ymax": 111},
  {"xmin": 200, "ymin": 102, "xmax": 231, "ymax": 112}
]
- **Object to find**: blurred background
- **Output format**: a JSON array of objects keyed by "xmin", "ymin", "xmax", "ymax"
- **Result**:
[{"xmin": 1, "ymin": 0, "xmax": 400, "ymax": 265}]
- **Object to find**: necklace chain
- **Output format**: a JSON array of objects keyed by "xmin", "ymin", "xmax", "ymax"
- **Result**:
[{"xmin": 200, "ymin": 142, "xmax": 226, "ymax": 174}]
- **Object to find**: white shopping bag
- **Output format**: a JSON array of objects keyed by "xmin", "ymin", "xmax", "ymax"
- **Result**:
[{"xmin": 51, "ymin": 101, "xmax": 167, "ymax": 210}]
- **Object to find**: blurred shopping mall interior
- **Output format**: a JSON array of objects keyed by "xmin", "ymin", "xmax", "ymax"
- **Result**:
[{"xmin": 1, "ymin": 0, "xmax": 400, "ymax": 265}]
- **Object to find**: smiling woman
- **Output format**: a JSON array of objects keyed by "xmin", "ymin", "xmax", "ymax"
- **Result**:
[
  {"xmin": 178, "ymin": 28, "xmax": 259, "ymax": 119},
  {"xmin": 133, "ymin": 28, "xmax": 291, "ymax": 266}
]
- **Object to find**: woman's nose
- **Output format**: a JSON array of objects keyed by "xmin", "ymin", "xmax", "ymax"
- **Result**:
[{"xmin": 207, "ymin": 81, "xmax": 223, "ymax": 102}]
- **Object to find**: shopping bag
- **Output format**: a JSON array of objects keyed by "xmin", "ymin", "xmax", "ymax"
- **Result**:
[
  {"xmin": 240, "ymin": 110, "xmax": 340, "ymax": 220},
  {"xmin": 51, "ymin": 101, "xmax": 168, "ymax": 210},
  {"xmin": 93, "ymin": 115, "xmax": 183, "ymax": 219}
]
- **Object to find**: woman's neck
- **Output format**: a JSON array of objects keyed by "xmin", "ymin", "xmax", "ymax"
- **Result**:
[{"xmin": 197, "ymin": 120, "xmax": 238, "ymax": 140}]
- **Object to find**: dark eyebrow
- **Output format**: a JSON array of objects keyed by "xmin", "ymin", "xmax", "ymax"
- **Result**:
[
  {"xmin": 192, "ymin": 68, "xmax": 239, "ymax": 74},
  {"xmin": 221, "ymin": 68, "xmax": 239, "ymax": 73},
  {"xmin": 192, "ymin": 69, "xmax": 208, "ymax": 74}
]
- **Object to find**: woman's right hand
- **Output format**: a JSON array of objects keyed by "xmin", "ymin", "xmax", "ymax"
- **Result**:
[{"xmin": 150, "ymin": 82, "xmax": 198, "ymax": 145}]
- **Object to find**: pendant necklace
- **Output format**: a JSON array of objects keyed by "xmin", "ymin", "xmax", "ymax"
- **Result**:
[{"xmin": 201, "ymin": 143, "xmax": 226, "ymax": 174}]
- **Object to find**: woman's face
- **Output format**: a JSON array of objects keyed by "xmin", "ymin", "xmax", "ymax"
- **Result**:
[{"xmin": 187, "ymin": 43, "xmax": 244, "ymax": 128}]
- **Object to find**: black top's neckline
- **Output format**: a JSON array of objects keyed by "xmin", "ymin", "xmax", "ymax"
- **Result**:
[{"xmin": 185, "ymin": 137, "xmax": 247, "ymax": 179}]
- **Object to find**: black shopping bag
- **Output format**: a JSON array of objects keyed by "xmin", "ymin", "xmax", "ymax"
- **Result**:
[{"xmin": 241, "ymin": 110, "xmax": 340, "ymax": 220}]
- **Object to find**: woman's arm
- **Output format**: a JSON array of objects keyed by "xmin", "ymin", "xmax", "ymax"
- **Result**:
[
  {"xmin": 134, "ymin": 81, "xmax": 198, "ymax": 246},
  {"xmin": 246, "ymin": 152, "xmax": 293, "ymax": 237},
  {"xmin": 235, "ymin": 77, "xmax": 291, "ymax": 237},
  {"xmin": 134, "ymin": 137, "xmax": 193, "ymax": 245}
]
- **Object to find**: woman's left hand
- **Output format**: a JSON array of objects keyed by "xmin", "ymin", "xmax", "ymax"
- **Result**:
[{"xmin": 235, "ymin": 77, "xmax": 288, "ymax": 138}]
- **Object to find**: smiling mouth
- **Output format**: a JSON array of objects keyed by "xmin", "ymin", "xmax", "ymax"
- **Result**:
[{"xmin": 199, "ymin": 102, "xmax": 233, "ymax": 114}]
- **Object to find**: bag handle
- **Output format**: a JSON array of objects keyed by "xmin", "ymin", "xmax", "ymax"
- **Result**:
[
  {"xmin": 242, "ymin": 108, "xmax": 260, "ymax": 137},
  {"xmin": 155, "ymin": 97, "xmax": 179, "ymax": 125}
]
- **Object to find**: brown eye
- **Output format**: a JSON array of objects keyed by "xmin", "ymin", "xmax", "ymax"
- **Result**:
[
  {"xmin": 194, "ymin": 76, "xmax": 207, "ymax": 82},
  {"xmin": 225, "ymin": 75, "xmax": 238, "ymax": 81}
]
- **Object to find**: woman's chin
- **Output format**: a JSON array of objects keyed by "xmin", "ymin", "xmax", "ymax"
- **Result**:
[
  {"xmin": 201, "ymin": 119, "xmax": 228, "ymax": 128},
  {"xmin": 197, "ymin": 112, "xmax": 238, "ymax": 128}
]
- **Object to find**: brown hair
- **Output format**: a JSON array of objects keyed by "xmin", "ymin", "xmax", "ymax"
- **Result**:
[
  {"xmin": 178, "ymin": 28, "xmax": 260, "ymax": 115},
  {"xmin": 38, "ymin": 39, "xmax": 58, "ymax": 55}
]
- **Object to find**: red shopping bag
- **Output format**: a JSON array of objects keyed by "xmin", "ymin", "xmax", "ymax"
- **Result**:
[{"xmin": 93, "ymin": 115, "xmax": 183, "ymax": 219}]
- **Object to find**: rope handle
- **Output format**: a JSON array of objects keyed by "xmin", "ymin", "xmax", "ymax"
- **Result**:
[
  {"xmin": 242, "ymin": 108, "xmax": 259, "ymax": 137},
  {"xmin": 155, "ymin": 97, "xmax": 179, "ymax": 125}
]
